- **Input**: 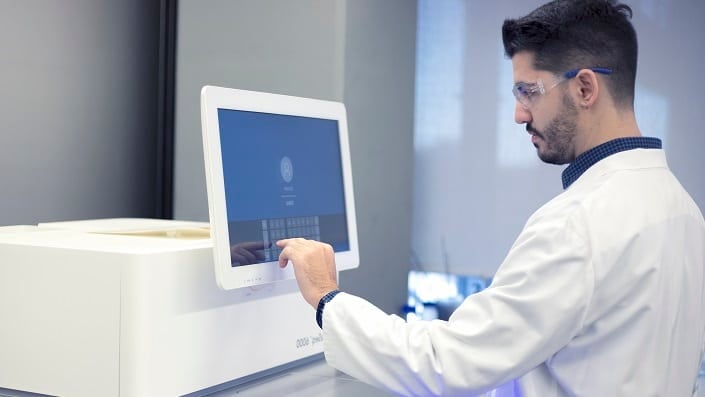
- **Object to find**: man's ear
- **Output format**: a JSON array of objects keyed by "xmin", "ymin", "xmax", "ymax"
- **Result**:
[{"xmin": 575, "ymin": 69, "xmax": 599, "ymax": 109}]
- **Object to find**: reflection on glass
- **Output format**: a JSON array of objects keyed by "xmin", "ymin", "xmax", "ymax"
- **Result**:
[{"xmin": 230, "ymin": 241, "xmax": 268, "ymax": 265}]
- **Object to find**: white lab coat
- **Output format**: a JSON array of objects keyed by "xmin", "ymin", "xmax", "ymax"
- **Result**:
[{"xmin": 322, "ymin": 149, "xmax": 705, "ymax": 396}]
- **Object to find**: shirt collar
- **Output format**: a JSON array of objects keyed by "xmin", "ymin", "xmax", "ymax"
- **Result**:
[{"xmin": 562, "ymin": 137, "xmax": 662, "ymax": 189}]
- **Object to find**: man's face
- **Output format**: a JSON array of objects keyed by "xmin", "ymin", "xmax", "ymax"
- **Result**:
[{"xmin": 511, "ymin": 52, "xmax": 580, "ymax": 165}]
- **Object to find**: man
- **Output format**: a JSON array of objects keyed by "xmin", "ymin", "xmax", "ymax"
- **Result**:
[{"xmin": 277, "ymin": 0, "xmax": 705, "ymax": 395}]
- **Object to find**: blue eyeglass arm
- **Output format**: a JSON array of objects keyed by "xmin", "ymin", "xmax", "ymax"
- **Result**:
[{"xmin": 563, "ymin": 67, "xmax": 613, "ymax": 78}]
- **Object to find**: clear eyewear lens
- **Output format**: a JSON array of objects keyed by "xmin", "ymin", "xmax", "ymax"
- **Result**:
[{"xmin": 512, "ymin": 79, "xmax": 546, "ymax": 109}]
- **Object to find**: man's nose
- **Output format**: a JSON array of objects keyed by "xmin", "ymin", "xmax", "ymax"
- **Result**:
[{"xmin": 514, "ymin": 102, "xmax": 532, "ymax": 125}]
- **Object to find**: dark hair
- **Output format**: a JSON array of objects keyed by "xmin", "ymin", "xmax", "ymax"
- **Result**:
[{"xmin": 502, "ymin": 0, "xmax": 637, "ymax": 108}]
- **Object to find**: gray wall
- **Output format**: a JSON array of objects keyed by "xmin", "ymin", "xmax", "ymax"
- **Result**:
[
  {"xmin": 340, "ymin": 1, "xmax": 416, "ymax": 315},
  {"xmin": 173, "ymin": 0, "xmax": 346, "ymax": 221},
  {"xmin": 0, "ymin": 0, "xmax": 160, "ymax": 226},
  {"xmin": 173, "ymin": 0, "xmax": 416, "ymax": 314}
]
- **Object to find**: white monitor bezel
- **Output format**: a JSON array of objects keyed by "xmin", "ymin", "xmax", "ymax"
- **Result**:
[{"xmin": 200, "ymin": 85, "xmax": 359, "ymax": 290}]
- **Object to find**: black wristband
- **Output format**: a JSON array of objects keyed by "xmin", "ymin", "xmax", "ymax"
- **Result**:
[{"xmin": 316, "ymin": 289, "xmax": 342, "ymax": 329}]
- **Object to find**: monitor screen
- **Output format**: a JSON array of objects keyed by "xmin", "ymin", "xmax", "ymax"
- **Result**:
[
  {"xmin": 201, "ymin": 86, "xmax": 359, "ymax": 289},
  {"xmin": 218, "ymin": 109, "xmax": 350, "ymax": 266}
]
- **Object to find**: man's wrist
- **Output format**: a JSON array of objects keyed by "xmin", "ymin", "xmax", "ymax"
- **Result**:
[{"xmin": 316, "ymin": 289, "xmax": 342, "ymax": 329}]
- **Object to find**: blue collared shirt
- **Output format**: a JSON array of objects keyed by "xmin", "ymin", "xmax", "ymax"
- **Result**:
[{"xmin": 562, "ymin": 137, "xmax": 662, "ymax": 189}]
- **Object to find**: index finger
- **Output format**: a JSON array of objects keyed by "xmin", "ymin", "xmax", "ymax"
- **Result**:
[
  {"xmin": 276, "ymin": 238, "xmax": 292, "ymax": 267},
  {"xmin": 276, "ymin": 238, "xmax": 302, "ymax": 248},
  {"xmin": 276, "ymin": 238, "xmax": 309, "ymax": 267}
]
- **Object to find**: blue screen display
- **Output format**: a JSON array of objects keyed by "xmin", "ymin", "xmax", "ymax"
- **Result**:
[{"xmin": 218, "ymin": 108, "xmax": 349, "ymax": 266}]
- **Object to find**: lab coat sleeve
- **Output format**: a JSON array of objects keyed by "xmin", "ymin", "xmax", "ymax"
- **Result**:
[{"xmin": 322, "ymin": 210, "xmax": 595, "ymax": 396}]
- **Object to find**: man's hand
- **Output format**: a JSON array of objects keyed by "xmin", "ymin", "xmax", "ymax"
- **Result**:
[{"xmin": 277, "ymin": 238, "xmax": 339, "ymax": 308}]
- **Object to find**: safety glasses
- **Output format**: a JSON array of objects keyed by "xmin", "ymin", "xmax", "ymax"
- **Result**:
[{"xmin": 512, "ymin": 67, "xmax": 612, "ymax": 109}]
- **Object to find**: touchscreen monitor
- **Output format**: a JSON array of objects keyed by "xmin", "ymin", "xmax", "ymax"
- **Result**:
[{"xmin": 200, "ymin": 86, "xmax": 359, "ymax": 289}]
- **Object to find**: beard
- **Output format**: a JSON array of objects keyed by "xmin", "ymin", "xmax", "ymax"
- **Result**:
[{"xmin": 527, "ymin": 92, "xmax": 579, "ymax": 165}]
